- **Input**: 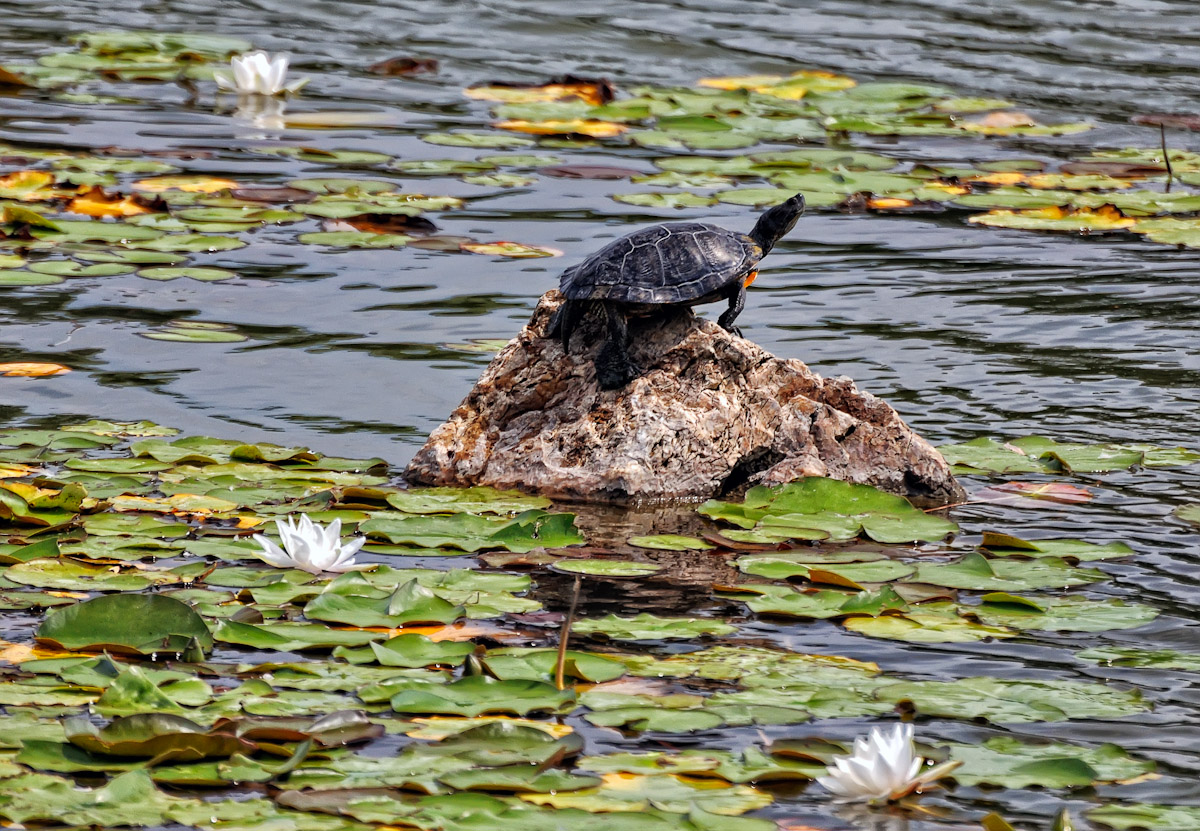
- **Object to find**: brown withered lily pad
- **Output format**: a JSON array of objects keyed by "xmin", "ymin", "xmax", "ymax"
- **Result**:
[
  {"xmin": 1131, "ymin": 113, "xmax": 1200, "ymax": 130},
  {"xmin": 1059, "ymin": 161, "xmax": 1167, "ymax": 177},
  {"xmin": 465, "ymin": 75, "xmax": 614, "ymax": 106},
  {"xmin": 344, "ymin": 213, "xmax": 439, "ymax": 235},
  {"xmin": 367, "ymin": 56, "xmax": 439, "ymax": 76},
  {"xmin": 230, "ymin": 187, "xmax": 318, "ymax": 204}
]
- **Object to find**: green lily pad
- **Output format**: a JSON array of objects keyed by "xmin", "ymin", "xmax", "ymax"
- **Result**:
[
  {"xmin": 578, "ymin": 747, "xmax": 825, "ymax": 783},
  {"xmin": 584, "ymin": 704, "xmax": 727, "ymax": 733},
  {"xmin": 137, "ymin": 266, "xmax": 236, "ymax": 281},
  {"xmin": 360, "ymin": 509, "xmax": 584, "ymax": 552},
  {"xmin": 736, "ymin": 553, "xmax": 914, "ymax": 585},
  {"xmin": 980, "ymin": 532, "xmax": 1135, "ymax": 561},
  {"xmin": 93, "ymin": 665, "xmax": 194, "ymax": 716},
  {"xmin": 385, "ymin": 486, "xmax": 550, "ymax": 515},
  {"xmin": 1075, "ymin": 646, "xmax": 1200, "ymax": 670},
  {"xmin": 553, "ymin": 559, "xmax": 663, "ymax": 577},
  {"xmin": 63, "ymin": 712, "xmax": 251, "ymax": 760},
  {"xmin": 389, "ymin": 676, "xmax": 576, "ymax": 717},
  {"xmin": 0, "ymin": 270, "xmax": 65, "ymax": 286},
  {"xmin": 298, "ymin": 231, "xmax": 414, "ymax": 251},
  {"xmin": 613, "ymin": 192, "xmax": 718, "ymax": 209},
  {"xmin": 1005, "ymin": 436, "xmax": 1151, "ymax": 472},
  {"xmin": 628, "ymin": 534, "xmax": 715, "ymax": 551},
  {"xmin": 140, "ymin": 321, "xmax": 248, "ymax": 343},
  {"xmin": 721, "ymin": 584, "xmax": 858, "ymax": 619},
  {"xmin": 914, "ymin": 551, "xmax": 1104, "ymax": 590},
  {"xmin": 522, "ymin": 771, "xmax": 772, "ymax": 815},
  {"xmin": 972, "ymin": 593, "xmax": 1158, "ymax": 632},
  {"xmin": 462, "ymin": 172, "xmax": 535, "ymax": 188},
  {"xmin": 0, "ymin": 770, "xmax": 190, "ymax": 826},
  {"xmin": 258, "ymin": 146, "xmax": 393, "ymax": 166},
  {"xmin": 303, "ymin": 579, "xmax": 465, "ymax": 628},
  {"xmin": 481, "ymin": 648, "xmax": 627, "ymax": 683},
  {"xmin": 28, "ymin": 261, "xmax": 133, "ymax": 277},
  {"xmin": 573, "ymin": 613, "xmax": 736, "ymax": 640},
  {"xmin": 332, "ymin": 633, "xmax": 477, "ymax": 667},
  {"xmin": 7, "ymin": 558, "xmax": 187, "ymax": 591},
  {"xmin": 288, "ymin": 177, "xmax": 396, "ymax": 194},
  {"xmin": 876, "ymin": 676, "xmax": 1147, "ymax": 723},
  {"xmin": 845, "ymin": 611, "xmax": 1014, "ymax": 643},
  {"xmin": 1087, "ymin": 804, "xmax": 1200, "ymax": 830},
  {"xmin": 700, "ymin": 478, "xmax": 957, "ymax": 543},
  {"xmin": 1132, "ymin": 217, "xmax": 1200, "ymax": 247},
  {"xmin": 947, "ymin": 737, "xmax": 1155, "ymax": 788},
  {"xmin": 423, "ymin": 132, "xmax": 535, "ymax": 148},
  {"xmin": 212, "ymin": 619, "xmax": 383, "ymax": 651},
  {"xmin": 36, "ymin": 593, "xmax": 211, "ymax": 656}
]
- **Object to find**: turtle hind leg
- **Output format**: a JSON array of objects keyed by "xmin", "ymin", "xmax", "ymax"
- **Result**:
[
  {"xmin": 546, "ymin": 298, "xmax": 585, "ymax": 352},
  {"xmin": 594, "ymin": 303, "xmax": 642, "ymax": 390},
  {"xmin": 716, "ymin": 279, "xmax": 747, "ymax": 337}
]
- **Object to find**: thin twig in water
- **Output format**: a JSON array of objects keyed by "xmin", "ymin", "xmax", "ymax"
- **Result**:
[
  {"xmin": 1161, "ymin": 123, "xmax": 1174, "ymax": 191},
  {"xmin": 554, "ymin": 573, "xmax": 582, "ymax": 691}
]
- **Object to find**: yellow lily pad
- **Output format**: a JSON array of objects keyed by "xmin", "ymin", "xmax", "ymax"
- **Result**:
[
  {"xmin": 132, "ymin": 176, "xmax": 239, "ymax": 193},
  {"xmin": 968, "ymin": 205, "xmax": 1136, "ymax": 233},
  {"xmin": 494, "ymin": 119, "xmax": 627, "ymax": 138},
  {"xmin": 460, "ymin": 241, "xmax": 563, "ymax": 258}
]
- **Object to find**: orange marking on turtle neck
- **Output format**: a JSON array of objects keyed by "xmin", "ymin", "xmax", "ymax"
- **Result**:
[{"xmin": 743, "ymin": 270, "xmax": 758, "ymax": 287}]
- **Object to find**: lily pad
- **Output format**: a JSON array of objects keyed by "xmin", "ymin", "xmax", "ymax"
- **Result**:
[
  {"xmin": 389, "ymin": 676, "xmax": 577, "ymax": 717},
  {"xmin": 1075, "ymin": 646, "xmax": 1200, "ymax": 670},
  {"xmin": 844, "ymin": 611, "xmax": 1014, "ymax": 643},
  {"xmin": 137, "ymin": 266, "xmax": 236, "ymax": 281},
  {"xmin": 947, "ymin": 737, "xmax": 1155, "ymax": 788},
  {"xmin": 913, "ymin": 551, "xmax": 1104, "ymax": 591},
  {"xmin": 521, "ymin": 772, "xmax": 772, "ymax": 815},
  {"xmin": 482, "ymin": 648, "xmax": 627, "ymax": 683},
  {"xmin": 980, "ymin": 532, "xmax": 1135, "ymax": 562},
  {"xmin": 212, "ymin": 619, "xmax": 384, "ymax": 651},
  {"xmin": 573, "ymin": 614, "xmax": 736, "ymax": 640},
  {"xmin": 700, "ymin": 478, "xmax": 957, "ymax": 544},
  {"xmin": 423, "ymin": 131, "xmax": 535, "ymax": 148},
  {"xmin": 1087, "ymin": 804, "xmax": 1200, "ymax": 830},
  {"xmin": 303, "ymin": 579, "xmax": 465, "ymax": 628},
  {"xmin": 361, "ymin": 509, "xmax": 583, "ymax": 552},
  {"xmin": 386, "ymin": 486, "xmax": 550, "ymax": 515},
  {"xmin": 736, "ymin": 553, "xmax": 915, "ymax": 585},
  {"xmin": 972, "ymin": 593, "xmax": 1158, "ymax": 632},
  {"xmin": 628, "ymin": 535, "xmax": 715, "ymax": 551},
  {"xmin": 553, "ymin": 559, "xmax": 663, "ymax": 577},
  {"xmin": 17, "ymin": 559, "xmax": 190, "ymax": 592},
  {"xmin": 876, "ymin": 676, "xmax": 1147, "ymax": 723},
  {"xmin": 332, "ymin": 633, "xmax": 477, "ymax": 667}
]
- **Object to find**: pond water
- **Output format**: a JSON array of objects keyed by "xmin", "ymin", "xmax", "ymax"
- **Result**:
[{"xmin": 0, "ymin": 1, "xmax": 1199, "ymax": 829}]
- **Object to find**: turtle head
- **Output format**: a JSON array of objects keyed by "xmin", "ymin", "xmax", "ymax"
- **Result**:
[{"xmin": 748, "ymin": 192, "xmax": 805, "ymax": 254}]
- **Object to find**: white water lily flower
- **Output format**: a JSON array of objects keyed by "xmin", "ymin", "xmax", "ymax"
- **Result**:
[
  {"xmin": 817, "ymin": 724, "xmax": 959, "ymax": 802},
  {"xmin": 214, "ymin": 51, "xmax": 308, "ymax": 96},
  {"xmin": 252, "ymin": 514, "xmax": 365, "ymax": 574}
]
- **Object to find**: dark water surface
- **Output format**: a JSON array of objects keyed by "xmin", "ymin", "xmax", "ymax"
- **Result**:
[{"xmin": 1, "ymin": 1, "xmax": 1199, "ymax": 828}]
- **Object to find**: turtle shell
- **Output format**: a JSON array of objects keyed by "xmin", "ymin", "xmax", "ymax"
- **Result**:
[{"xmin": 558, "ymin": 221, "xmax": 762, "ymax": 304}]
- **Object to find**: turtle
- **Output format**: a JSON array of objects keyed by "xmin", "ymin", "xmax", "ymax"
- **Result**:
[{"xmin": 546, "ymin": 192, "xmax": 805, "ymax": 389}]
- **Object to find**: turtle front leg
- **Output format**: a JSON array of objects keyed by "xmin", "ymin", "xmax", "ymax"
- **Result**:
[
  {"xmin": 717, "ymin": 280, "xmax": 746, "ymax": 337},
  {"xmin": 594, "ymin": 303, "xmax": 643, "ymax": 390}
]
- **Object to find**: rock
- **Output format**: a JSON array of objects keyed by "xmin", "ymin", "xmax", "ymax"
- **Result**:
[{"xmin": 404, "ymin": 291, "xmax": 964, "ymax": 505}]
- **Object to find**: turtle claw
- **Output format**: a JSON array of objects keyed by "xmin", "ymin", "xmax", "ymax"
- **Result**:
[
  {"xmin": 596, "ymin": 359, "xmax": 644, "ymax": 391},
  {"xmin": 595, "ymin": 343, "xmax": 643, "ymax": 390}
]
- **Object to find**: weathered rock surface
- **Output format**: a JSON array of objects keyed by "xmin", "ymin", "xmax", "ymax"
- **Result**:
[{"xmin": 405, "ymin": 291, "xmax": 964, "ymax": 505}]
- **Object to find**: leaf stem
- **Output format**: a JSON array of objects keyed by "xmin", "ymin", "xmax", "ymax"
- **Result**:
[
  {"xmin": 554, "ymin": 573, "xmax": 582, "ymax": 691},
  {"xmin": 1161, "ymin": 123, "xmax": 1174, "ymax": 192}
]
